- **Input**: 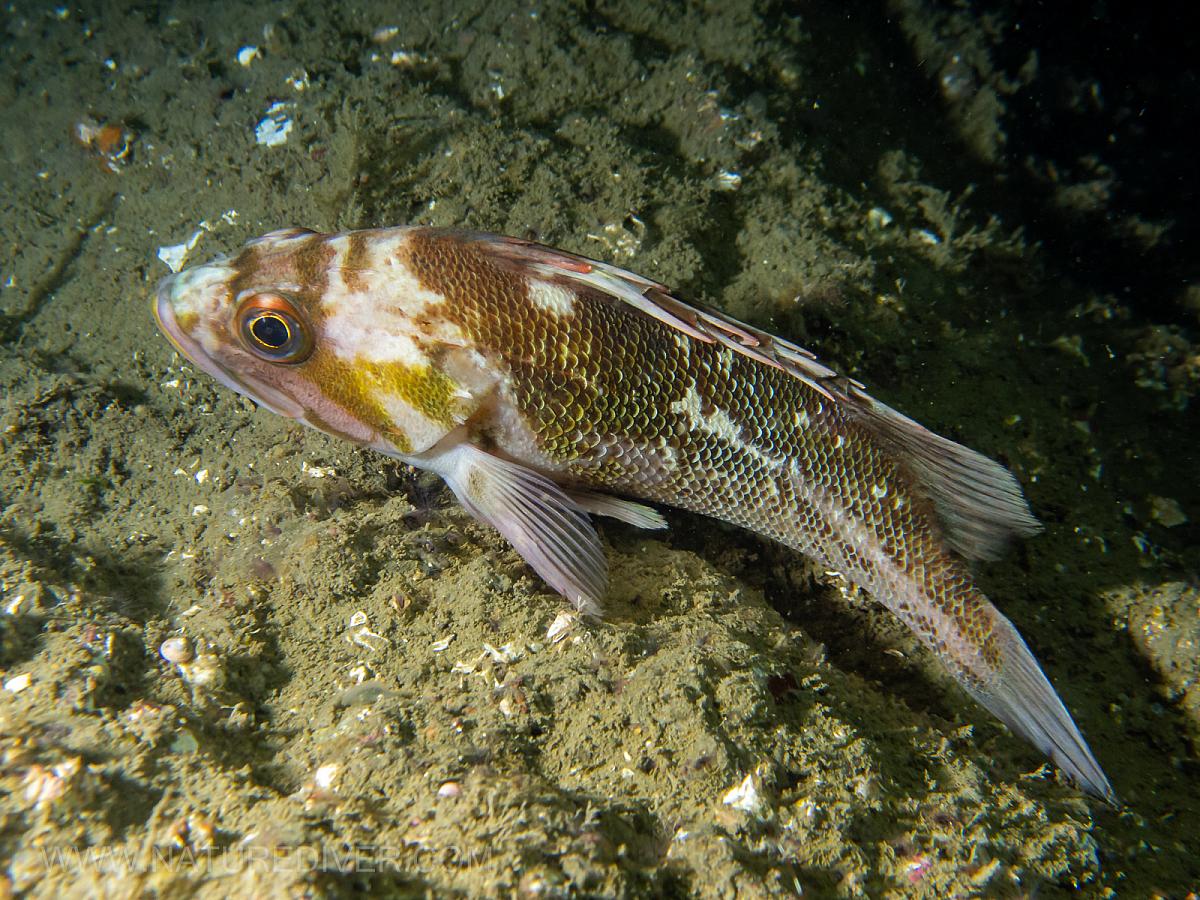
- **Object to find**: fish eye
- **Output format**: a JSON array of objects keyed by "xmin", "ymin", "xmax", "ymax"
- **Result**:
[{"xmin": 235, "ymin": 293, "xmax": 313, "ymax": 363}]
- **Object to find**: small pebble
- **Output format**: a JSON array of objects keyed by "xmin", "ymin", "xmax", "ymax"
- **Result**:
[{"xmin": 160, "ymin": 636, "xmax": 194, "ymax": 665}]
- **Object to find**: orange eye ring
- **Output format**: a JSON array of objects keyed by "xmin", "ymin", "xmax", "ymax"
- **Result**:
[{"xmin": 235, "ymin": 293, "xmax": 313, "ymax": 363}]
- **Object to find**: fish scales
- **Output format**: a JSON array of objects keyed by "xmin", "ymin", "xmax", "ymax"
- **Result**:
[
  {"xmin": 154, "ymin": 225, "xmax": 1114, "ymax": 802},
  {"xmin": 407, "ymin": 234, "xmax": 994, "ymax": 671}
]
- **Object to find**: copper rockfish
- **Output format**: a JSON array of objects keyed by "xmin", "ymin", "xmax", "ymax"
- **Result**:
[{"xmin": 155, "ymin": 226, "xmax": 1112, "ymax": 800}]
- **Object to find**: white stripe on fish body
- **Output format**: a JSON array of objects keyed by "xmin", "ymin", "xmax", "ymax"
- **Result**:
[
  {"xmin": 670, "ymin": 384, "xmax": 789, "ymax": 471},
  {"xmin": 338, "ymin": 228, "xmax": 448, "ymax": 315},
  {"xmin": 376, "ymin": 393, "xmax": 454, "ymax": 453},
  {"xmin": 528, "ymin": 279, "xmax": 577, "ymax": 316},
  {"xmin": 320, "ymin": 231, "xmax": 465, "ymax": 368},
  {"xmin": 324, "ymin": 317, "xmax": 431, "ymax": 368}
]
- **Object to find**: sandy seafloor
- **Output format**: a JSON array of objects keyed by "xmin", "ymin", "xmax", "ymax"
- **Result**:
[{"xmin": 1, "ymin": 1, "xmax": 1198, "ymax": 897}]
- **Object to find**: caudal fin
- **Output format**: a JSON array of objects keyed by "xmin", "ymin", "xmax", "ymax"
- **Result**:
[{"xmin": 966, "ymin": 613, "xmax": 1116, "ymax": 803}]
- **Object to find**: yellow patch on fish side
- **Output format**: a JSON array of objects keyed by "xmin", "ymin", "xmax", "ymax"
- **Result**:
[
  {"xmin": 357, "ymin": 357, "xmax": 457, "ymax": 423},
  {"xmin": 301, "ymin": 350, "xmax": 461, "ymax": 454}
]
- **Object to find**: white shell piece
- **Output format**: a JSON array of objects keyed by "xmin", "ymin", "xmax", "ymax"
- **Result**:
[
  {"xmin": 313, "ymin": 764, "xmax": 339, "ymax": 790},
  {"xmin": 721, "ymin": 774, "xmax": 763, "ymax": 813},
  {"xmin": 255, "ymin": 102, "xmax": 293, "ymax": 147},
  {"xmin": 545, "ymin": 612, "xmax": 576, "ymax": 643},
  {"xmin": 4, "ymin": 673, "xmax": 31, "ymax": 693}
]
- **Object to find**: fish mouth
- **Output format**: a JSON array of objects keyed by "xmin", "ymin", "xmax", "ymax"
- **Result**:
[{"xmin": 154, "ymin": 274, "xmax": 306, "ymax": 420}]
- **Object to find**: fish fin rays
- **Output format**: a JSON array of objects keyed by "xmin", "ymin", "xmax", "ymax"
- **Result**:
[
  {"xmin": 965, "ymin": 613, "xmax": 1116, "ymax": 803},
  {"xmin": 430, "ymin": 443, "xmax": 609, "ymax": 615},
  {"xmin": 566, "ymin": 490, "xmax": 668, "ymax": 530},
  {"xmin": 468, "ymin": 231, "xmax": 1039, "ymax": 561},
  {"xmin": 467, "ymin": 231, "xmax": 853, "ymax": 403},
  {"xmin": 852, "ymin": 399, "xmax": 1042, "ymax": 560}
]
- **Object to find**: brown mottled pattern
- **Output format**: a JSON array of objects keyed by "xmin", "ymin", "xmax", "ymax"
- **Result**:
[
  {"xmin": 341, "ymin": 230, "xmax": 371, "ymax": 293},
  {"xmin": 402, "ymin": 230, "xmax": 1000, "ymax": 681},
  {"xmin": 226, "ymin": 245, "xmax": 263, "ymax": 302},
  {"xmin": 224, "ymin": 233, "xmax": 434, "ymax": 451},
  {"xmin": 228, "ymin": 231, "xmax": 334, "ymax": 311}
]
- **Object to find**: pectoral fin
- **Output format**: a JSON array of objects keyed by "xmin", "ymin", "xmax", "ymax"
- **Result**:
[{"xmin": 431, "ymin": 443, "xmax": 608, "ymax": 615}]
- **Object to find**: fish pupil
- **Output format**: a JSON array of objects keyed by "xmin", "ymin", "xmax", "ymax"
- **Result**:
[{"xmin": 251, "ymin": 314, "xmax": 290, "ymax": 348}]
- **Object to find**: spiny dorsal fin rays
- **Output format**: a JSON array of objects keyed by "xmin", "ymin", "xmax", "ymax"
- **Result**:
[
  {"xmin": 472, "ymin": 232, "xmax": 850, "ymax": 401},
  {"xmin": 471, "ymin": 231, "xmax": 1040, "ymax": 560}
]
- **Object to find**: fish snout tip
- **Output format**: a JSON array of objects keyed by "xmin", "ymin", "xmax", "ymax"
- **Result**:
[{"xmin": 154, "ymin": 273, "xmax": 188, "ymax": 353}]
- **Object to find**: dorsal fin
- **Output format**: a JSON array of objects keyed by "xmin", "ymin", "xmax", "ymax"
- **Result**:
[
  {"xmin": 466, "ymin": 231, "xmax": 1041, "ymax": 559},
  {"xmin": 467, "ymin": 232, "xmax": 853, "ymax": 400}
]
